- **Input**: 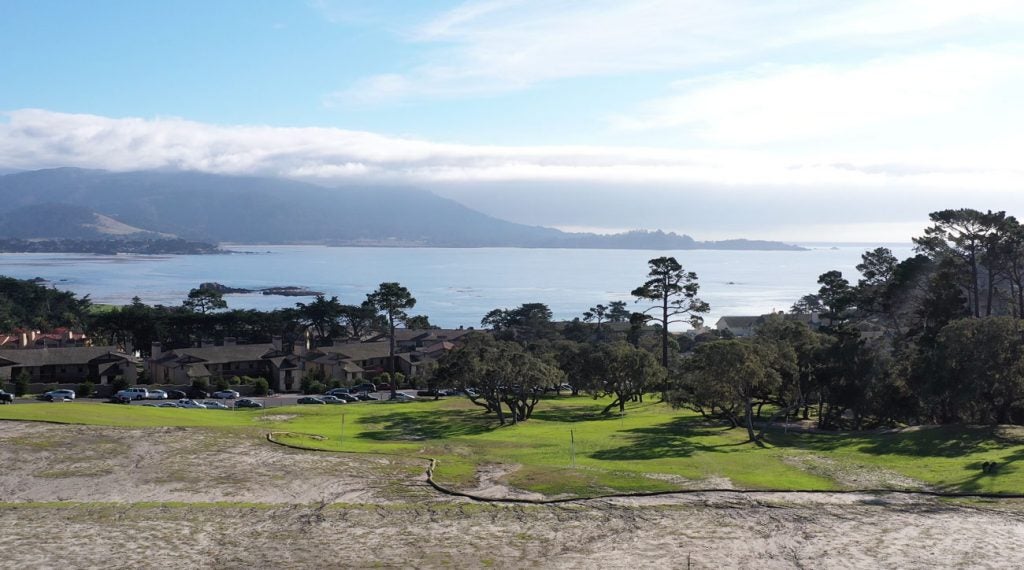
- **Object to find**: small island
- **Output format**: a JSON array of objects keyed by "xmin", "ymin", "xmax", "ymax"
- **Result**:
[{"xmin": 198, "ymin": 282, "xmax": 323, "ymax": 297}]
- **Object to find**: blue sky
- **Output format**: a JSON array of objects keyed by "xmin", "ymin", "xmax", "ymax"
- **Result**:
[{"xmin": 2, "ymin": 1, "xmax": 1023, "ymax": 240}]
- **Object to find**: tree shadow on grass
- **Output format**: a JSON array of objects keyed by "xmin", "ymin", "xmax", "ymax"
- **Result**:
[
  {"xmin": 590, "ymin": 417, "xmax": 748, "ymax": 461},
  {"xmin": 955, "ymin": 447, "xmax": 1024, "ymax": 493},
  {"xmin": 357, "ymin": 408, "xmax": 497, "ymax": 441},
  {"xmin": 768, "ymin": 425, "xmax": 1013, "ymax": 458},
  {"xmin": 530, "ymin": 406, "xmax": 621, "ymax": 423}
]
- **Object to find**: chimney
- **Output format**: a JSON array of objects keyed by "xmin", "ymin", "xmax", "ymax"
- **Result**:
[
  {"xmin": 19, "ymin": 333, "xmax": 27, "ymax": 348},
  {"xmin": 223, "ymin": 337, "xmax": 236, "ymax": 346},
  {"xmin": 294, "ymin": 331, "xmax": 308, "ymax": 357},
  {"xmin": 272, "ymin": 335, "xmax": 283, "ymax": 352},
  {"xmin": 29, "ymin": 330, "xmax": 37, "ymax": 343},
  {"xmin": 151, "ymin": 342, "xmax": 162, "ymax": 360}
]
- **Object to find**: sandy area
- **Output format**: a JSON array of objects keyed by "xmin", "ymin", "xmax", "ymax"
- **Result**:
[{"xmin": 2, "ymin": 421, "xmax": 1024, "ymax": 569}]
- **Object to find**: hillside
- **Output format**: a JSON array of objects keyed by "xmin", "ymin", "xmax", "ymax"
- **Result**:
[{"xmin": 0, "ymin": 169, "xmax": 802, "ymax": 250}]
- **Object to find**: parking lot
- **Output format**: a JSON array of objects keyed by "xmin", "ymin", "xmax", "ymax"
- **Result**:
[{"xmin": 11, "ymin": 390, "xmax": 424, "ymax": 408}]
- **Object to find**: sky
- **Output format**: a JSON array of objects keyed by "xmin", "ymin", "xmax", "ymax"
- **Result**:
[{"xmin": 1, "ymin": 0, "xmax": 1023, "ymax": 242}]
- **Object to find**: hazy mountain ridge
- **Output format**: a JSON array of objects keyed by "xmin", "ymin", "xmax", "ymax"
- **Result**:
[{"xmin": 0, "ymin": 168, "xmax": 803, "ymax": 250}]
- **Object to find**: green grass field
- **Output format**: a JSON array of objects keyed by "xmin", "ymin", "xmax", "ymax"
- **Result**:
[{"xmin": 2, "ymin": 396, "xmax": 1022, "ymax": 497}]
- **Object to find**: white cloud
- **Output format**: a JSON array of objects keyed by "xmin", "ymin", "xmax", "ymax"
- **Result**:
[
  {"xmin": 1, "ymin": 108, "xmax": 1020, "ymax": 193},
  {"xmin": 610, "ymin": 45, "xmax": 1024, "ymax": 145},
  {"xmin": 335, "ymin": 0, "xmax": 1024, "ymax": 102}
]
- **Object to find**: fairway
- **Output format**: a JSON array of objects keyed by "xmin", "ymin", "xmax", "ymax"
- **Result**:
[{"xmin": 2, "ymin": 396, "xmax": 1022, "ymax": 497}]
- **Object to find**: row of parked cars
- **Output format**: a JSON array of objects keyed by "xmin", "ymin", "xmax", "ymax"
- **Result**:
[
  {"xmin": 114, "ymin": 388, "xmax": 243, "ymax": 401},
  {"xmin": 298, "ymin": 388, "xmax": 381, "ymax": 405},
  {"xmin": 140, "ymin": 398, "xmax": 265, "ymax": 409}
]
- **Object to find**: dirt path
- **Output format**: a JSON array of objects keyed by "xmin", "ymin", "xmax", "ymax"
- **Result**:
[{"xmin": 2, "ymin": 422, "xmax": 1024, "ymax": 569}]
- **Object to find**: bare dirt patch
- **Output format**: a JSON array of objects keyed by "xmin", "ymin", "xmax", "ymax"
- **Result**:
[
  {"xmin": 0, "ymin": 421, "xmax": 428, "ymax": 504},
  {"xmin": 783, "ymin": 453, "xmax": 930, "ymax": 490},
  {"xmin": 3, "ymin": 422, "xmax": 1024, "ymax": 569}
]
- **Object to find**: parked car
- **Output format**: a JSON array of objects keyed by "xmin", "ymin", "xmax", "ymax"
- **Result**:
[
  {"xmin": 43, "ymin": 389, "xmax": 76, "ymax": 402},
  {"xmin": 115, "ymin": 387, "xmax": 148, "ymax": 400},
  {"xmin": 353, "ymin": 383, "xmax": 376, "ymax": 393},
  {"xmin": 355, "ymin": 393, "xmax": 376, "ymax": 401},
  {"xmin": 201, "ymin": 400, "xmax": 230, "ymax": 409},
  {"xmin": 108, "ymin": 394, "xmax": 131, "ymax": 404},
  {"xmin": 325, "ymin": 388, "xmax": 351, "ymax": 396},
  {"xmin": 336, "ymin": 393, "xmax": 360, "ymax": 403},
  {"xmin": 416, "ymin": 389, "xmax": 439, "ymax": 397},
  {"xmin": 234, "ymin": 399, "xmax": 264, "ymax": 409},
  {"xmin": 377, "ymin": 383, "xmax": 392, "ymax": 391},
  {"xmin": 297, "ymin": 396, "xmax": 326, "ymax": 405},
  {"xmin": 212, "ymin": 390, "xmax": 240, "ymax": 399},
  {"xmin": 176, "ymin": 399, "xmax": 207, "ymax": 409},
  {"xmin": 319, "ymin": 395, "xmax": 347, "ymax": 404},
  {"xmin": 147, "ymin": 389, "xmax": 168, "ymax": 400},
  {"xmin": 0, "ymin": 390, "xmax": 14, "ymax": 404},
  {"xmin": 157, "ymin": 401, "xmax": 180, "ymax": 408},
  {"xmin": 167, "ymin": 389, "xmax": 188, "ymax": 400},
  {"xmin": 390, "ymin": 392, "xmax": 416, "ymax": 402}
]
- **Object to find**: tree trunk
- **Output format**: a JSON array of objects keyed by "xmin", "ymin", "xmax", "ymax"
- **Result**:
[
  {"xmin": 661, "ymin": 293, "xmax": 669, "ymax": 367},
  {"xmin": 744, "ymin": 396, "xmax": 764, "ymax": 446}
]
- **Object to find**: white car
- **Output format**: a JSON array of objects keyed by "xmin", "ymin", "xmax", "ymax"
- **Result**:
[
  {"xmin": 43, "ymin": 389, "xmax": 76, "ymax": 401},
  {"xmin": 201, "ymin": 400, "xmax": 229, "ymax": 410},
  {"xmin": 212, "ymin": 390, "xmax": 240, "ymax": 399},
  {"xmin": 146, "ymin": 389, "xmax": 168, "ymax": 400},
  {"xmin": 115, "ymin": 387, "xmax": 149, "ymax": 400},
  {"xmin": 390, "ymin": 392, "xmax": 416, "ymax": 402},
  {"xmin": 176, "ymin": 399, "xmax": 207, "ymax": 409}
]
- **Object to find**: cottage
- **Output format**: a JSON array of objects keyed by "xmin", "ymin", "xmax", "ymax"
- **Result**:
[{"xmin": 148, "ymin": 336, "xmax": 296, "ymax": 390}]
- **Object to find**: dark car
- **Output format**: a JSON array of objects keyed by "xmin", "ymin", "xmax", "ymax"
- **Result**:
[
  {"xmin": 336, "ymin": 393, "xmax": 360, "ymax": 403},
  {"xmin": 298, "ymin": 396, "xmax": 326, "ymax": 405},
  {"xmin": 0, "ymin": 390, "xmax": 14, "ymax": 404},
  {"xmin": 235, "ymin": 399, "xmax": 264, "ymax": 409},
  {"xmin": 167, "ymin": 389, "xmax": 188, "ymax": 400},
  {"xmin": 353, "ymin": 383, "xmax": 376, "ymax": 393}
]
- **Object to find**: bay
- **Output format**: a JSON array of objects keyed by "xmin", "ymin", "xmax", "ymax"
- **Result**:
[{"xmin": 0, "ymin": 244, "xmax": 914, "ymax": 330}]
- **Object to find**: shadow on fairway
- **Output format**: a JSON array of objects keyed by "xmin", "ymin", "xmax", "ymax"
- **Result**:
[
  {"xmin": 589, "ymin": 417, "xmax": 745, "ymax": 461},
  {"xmin": 770, "ymin": 425, "xmax": 1012, "ymax": 458},
  {"xmin": 357, "ymin": 408, "xmax": 496, "ymax": 441},
  {"xmin": 530, "ymin": 406, "xmax": 620, "ymax": 423}
]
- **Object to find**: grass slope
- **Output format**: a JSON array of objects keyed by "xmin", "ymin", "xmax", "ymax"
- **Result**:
[{"xmin": 2, "ymin": 397, "xmax": 1022, "ymax": 497}]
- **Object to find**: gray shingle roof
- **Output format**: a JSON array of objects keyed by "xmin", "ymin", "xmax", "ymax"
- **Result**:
[{"xmin": 0, "ymin": 346, "xmax": 135, "ymax": 367}]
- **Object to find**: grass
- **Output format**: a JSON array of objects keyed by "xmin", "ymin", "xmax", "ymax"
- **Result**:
[{"xmin": 3, "ymin": 396, "xmax": 1024, "ymax": 497}]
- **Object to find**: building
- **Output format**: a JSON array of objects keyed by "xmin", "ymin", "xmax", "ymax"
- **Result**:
[
  {"xmin": 148, "ymin": 336, "xmax": 299, "ymax": 390},
  {"xmin": 715, "ymin": 313, "xmax": 820, "ymax": 337},
  {"xmin": 0, "ymin": 346, "xmax": 138, "ymax": 384}
]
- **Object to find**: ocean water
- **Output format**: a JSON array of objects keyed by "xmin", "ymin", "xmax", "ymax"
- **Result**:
[{"xmin": 0, "ymin": 244, "xmax": 914, "ymax": 330}]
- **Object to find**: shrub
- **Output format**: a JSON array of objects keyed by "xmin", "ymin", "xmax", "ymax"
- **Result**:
[
  {"xmin": 305, "ymin": 382, "xmax": 326, "ymax": 395},
  {"xmin": 78, "ymin": 381, "xmax": 94, "ymax": 398},
  {"xmin": 393, "ymin": 372, "xmax": 406, "ymax": 387},
  {"xmin": 377, "ymin": 372, "xmax": 391, "ymax": 384},
  {"xmin": 13, "ymin": 371, "xmax": 30, "ymax": 396},
  {"xmin": 111, "ymin": 377, "xmax": 130, "ymax": 393},
  {"xmin": 214, "ymin": 377, "xmax": 230, "ymax": 392},
  {"xmin": 230, "ymin": 375, "xmax": 242, "ymax": 385},
  {"xmin": 251, "ymin": 378, "xmax": 270, "ymax": 396},
  {"xmin": 300, "ymin": 368, "xmax": 326, "ymax": 394},
  {"xmin": 192, "ymin": 379, "xmax": 210, "ymax": 394}
]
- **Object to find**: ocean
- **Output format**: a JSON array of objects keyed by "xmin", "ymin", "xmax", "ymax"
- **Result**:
[{"xmin": 0, "ymin": 244, "xmax": 914, "ymax": 329}]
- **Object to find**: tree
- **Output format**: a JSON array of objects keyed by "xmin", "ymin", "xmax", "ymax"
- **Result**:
[
  {"xmin": 404, "ymin": 315, "xmax": 435, "ymax": 330},
  {"xmin": 631, "ymin": 257, "xmax": 709, "ymax": 367},
  {"xmin": 340, "ymin": 301, "xmax": 382, "ymax": 339},
  {"xmin": 816, "ymin": 271, "xmax": 854, "ymax": 327},
  {"xmin": 589, "ymin": 343, "xmax": 666, "ymax": 414},
  {"xmin": 582, "ymin": 304, "xmax": 608, "ymax": 328},
  {"xmin": 790, "ymin": 294, "xmax": 825, "ymax": 316},
  {"xmin": 914, "ymin": 209, "xmax": 1009, "ymax": 317},
  {"xmin": 935, "ymin": 317, "xmax": 1024, "ymax": 424},
  {"xmin": 435, "ymin": 334, "xmax": 563, "ymax": 424},
  {"xmin": 481, "ymin": 303, "xmax": 554, "ymax": 341},
  {"xmin": 182, "ymin": 286, "xmax": 227, "ymax": 314},
  {"xmin": 294, "ymin": 295, "xmax": 345, "ymax": 345},
  {"xmin": 366, "ymin": 282, "xmax": 416, "ymax": 396},
  {"xmin": 607, "ymin": 301, "xmax": 631, "ymax": 323},
  {"xmin": 673, "ymin": 340, "xmax": 779, "ymax": 445}
]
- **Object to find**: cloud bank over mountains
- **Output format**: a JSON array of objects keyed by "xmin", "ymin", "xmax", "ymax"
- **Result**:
[{"xmin": 1, "ymin": 107, "xmax": 1022, "ymax": 242}]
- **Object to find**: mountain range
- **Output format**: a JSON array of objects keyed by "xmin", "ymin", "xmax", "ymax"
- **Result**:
[{"xmin": 0, "ymin": 168, "xmax": 802, "ymax": 250}]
